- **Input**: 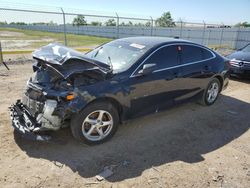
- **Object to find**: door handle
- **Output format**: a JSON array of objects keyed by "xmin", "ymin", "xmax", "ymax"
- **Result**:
[
  {"xmin": 203, "ymin": 65, "xmax": 209, "ymax": 71},
  {"xmin": 166, "ymin": 72, "xmax": 180, "ymax": 80},
  {"xmin": 174, "ymin": 72, "xmax": 182, "ymax": 77}
]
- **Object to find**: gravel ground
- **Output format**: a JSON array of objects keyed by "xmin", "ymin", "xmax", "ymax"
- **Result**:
[{"xmin": 0, "ymin": 63, "xmax": 249, "ymax": 188}]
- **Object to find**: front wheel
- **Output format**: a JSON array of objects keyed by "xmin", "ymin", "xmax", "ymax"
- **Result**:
[
  {"xmin": 70, "ymin": 101, "xmax": 119, "ymax": 145},
  {"xmin": 200, "ymin": 78, "xmax": 221, "ymax": 106}
]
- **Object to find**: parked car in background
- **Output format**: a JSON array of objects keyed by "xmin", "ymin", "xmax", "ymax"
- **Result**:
[
  {"xmin": 227, "ymin": 43, "xmax": 250, "ymax": 77},
  {"xmin": 10, "ymin": 37, "xmax": 230, "ymax": 145}
]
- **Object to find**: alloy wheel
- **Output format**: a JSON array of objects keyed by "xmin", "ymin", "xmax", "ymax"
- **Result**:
[
  {"xmin": 81, "ymin": 110, "xmax": 113, "ymax": 141},
  {"xmin": 207, "ymin": 82, "xmax": 219, "ymax": 103}
]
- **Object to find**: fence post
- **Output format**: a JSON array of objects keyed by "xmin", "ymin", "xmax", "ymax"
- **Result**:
[
  {"xmin": 0, "ymin": 41, "xmax": 9, "ymax": 70},
  {"xmin": 219, "ymin": 23, "xmax": 224, "ymax": 47},
  {"xmin": 115, "ymin": 12, "xmax": 119, "ymax": 39},
  {"xmin": 202, "ymin": 21, "xmax": 206, "ymax": 45},
  {"xmin": 0, "ymin": 41, "xmax": 3, "ymax": 65},
  {"xmin": 150, "ymin": 16, "xmax": 153, "ymax": 36},
  {"xmin": 180, "ymin": 19, "xmax": 183, "ymax": 38},
  {"xmin": 207, "ymin": 29, "xmax": 211, "ymax": 45},
  {"xmin": 61, "ymin": 8, "xmax": 67, "ymax": 46},
  {"xmin": 234, "ymin": 26, "xmax": 241, "ymax": 49}
]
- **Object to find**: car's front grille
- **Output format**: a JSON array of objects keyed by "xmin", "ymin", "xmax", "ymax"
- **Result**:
[
  {"xmin": 230, "ymin": 60, "xmax": 250, "ymax": 70},
  {"xmin": 23, "ymin": 82, "xmax": 45, "ymax": 117},
  {"xmin": 243, "ymin": 61, "xmax": 250, "ymax": 69},
  {"xmin": 25, "ymin": 87, "xmax": 44, "ymax": 101},
  {"xmin": 22, "ymin": 94, "xmax": 44, "ymax": 117}
]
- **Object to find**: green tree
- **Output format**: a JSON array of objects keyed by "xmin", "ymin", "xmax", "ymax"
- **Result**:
[
  {"xmin": 156, "ymin": 12, "xmax": 175, "ymax": 27},
  {"xmin": 90, "ymin": 21, "xmax": 102, "ymax": 26},
  {"xmin": 128, "ymin": 21, "xmax": 133, "ymax": 26},
  {"xmin": 145, "ymin": 21, "xmax": 151, "ymax": 27},
  {"xmin": 120, "ymin": 22, "xmax": 126, "ymax": 26},
  {"xmin": 48, "ymin": 21, "xmax": 58, "ymax": 26},
  {"xmin": 10, "ymin": 22, "xmax": 27, "ymax": 25},
  {"xmin": 135, "ymin": 22, "xmax": 147, "ymax": 27},
  {"xmin": 0, "ymin": 21, "xmax": 7, "ymax": 25},
  {"xmin": 105, "ymin": 19, "xmax": 116, "ymax": 26},
  {"xmin": 72, "ymin": 15, "xmax": 87, "ymax": 26},
  {"xmin": 235, "ymin": 21, "xmax": 250, "ymax": 28}
]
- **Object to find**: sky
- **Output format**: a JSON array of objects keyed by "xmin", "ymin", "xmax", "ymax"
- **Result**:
[{"xmin": 0, "ymin": 0, "xmax": 250, "ymax": 24}]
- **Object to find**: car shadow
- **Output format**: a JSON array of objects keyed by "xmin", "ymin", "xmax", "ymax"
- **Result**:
[{"xmin": 14, "ymin": 94, "xmax": 250, "ymax": 182}]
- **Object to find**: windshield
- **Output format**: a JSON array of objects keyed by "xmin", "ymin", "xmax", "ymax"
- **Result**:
[
  {"xmin": 85, "ymin": 40, "xmax": 148, "ymax": 73},
  {"xmin": 242, "ymin": 44, "xmax": 250, "ymax": 52}
]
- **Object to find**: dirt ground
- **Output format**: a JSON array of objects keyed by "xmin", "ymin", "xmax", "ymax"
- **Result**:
[{"xmin": 0, "ymin": 63, "xmax": 249, "ymax": 188}]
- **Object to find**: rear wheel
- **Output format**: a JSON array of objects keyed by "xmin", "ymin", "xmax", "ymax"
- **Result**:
[
  {"xmin": 70, "ymin": 101, "xmax": 119, "ymax": 145},
  {"xmin": 200, "ymin": 78, "xmax": 221, "ymax": 106}
]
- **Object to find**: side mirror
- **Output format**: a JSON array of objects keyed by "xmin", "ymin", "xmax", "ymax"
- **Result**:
[{"xmin": 138, "ymin": 63, "xmax": 156, "ymax": 75}]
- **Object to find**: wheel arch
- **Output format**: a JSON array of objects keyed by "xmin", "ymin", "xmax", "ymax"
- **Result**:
[
  {"xmin": 213, "ymin": 75, "xmax": 224, "ymax": 92},
  {"xmin": 82, "ymin": 97, "xmax": 124, "ymax": 123}
]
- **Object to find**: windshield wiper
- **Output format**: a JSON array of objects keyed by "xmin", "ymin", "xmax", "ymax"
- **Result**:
[
  {"xmin": 108, "ymin": 56, "xmax": 113, "ymax": 72},
  {"xmin": 93, "ymin": 46, "xmax": 103, "ymax": 58},
  {"xmin": 92, "ymin": 47, "xmax": 113, "ymax": 72}
]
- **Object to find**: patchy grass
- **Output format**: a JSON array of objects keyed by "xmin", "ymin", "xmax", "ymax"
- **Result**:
[{"xmin": 0, "ymin": 27, "xmax": 112, "ymax": 48}]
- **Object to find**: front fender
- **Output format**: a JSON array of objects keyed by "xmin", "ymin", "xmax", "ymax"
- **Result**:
[{"xmin": 64, "ymin": 81, "xmax": 131, "ymax": 120}]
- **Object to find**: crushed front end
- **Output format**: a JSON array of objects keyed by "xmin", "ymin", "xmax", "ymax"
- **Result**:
[
  {"xmin": 10, "ymin": 100, "xmax": 54, "ymax": 141},
  {"xmin": 10, "ymin": 76, "xmax": 70, "ymax": 141},
  {"xmin": 9, "ymin": 43, "xmax": 110, "ymax": 141}
]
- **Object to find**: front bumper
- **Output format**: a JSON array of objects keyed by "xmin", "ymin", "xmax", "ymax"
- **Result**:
[
  {"xmin": 230, "ymin": 67, "xmax": 250, "ymax": 75},
  {"xmin": 10, "ymin": 100, "xmax": 52, "ymax": 141},
  {"xmin": 229, "ymin": 60, "xmax": 250, "ymax": 76}
]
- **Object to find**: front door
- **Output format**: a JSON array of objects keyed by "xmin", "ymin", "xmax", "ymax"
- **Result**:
[{"xmin": 126, "ymin": 45, "xmax": 182, "ymax": 118}]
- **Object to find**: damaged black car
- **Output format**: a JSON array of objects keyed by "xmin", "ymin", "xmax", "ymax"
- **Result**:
[{"xmin": 10, "ymin": 37, "xmax": 230, "ymax": 144}]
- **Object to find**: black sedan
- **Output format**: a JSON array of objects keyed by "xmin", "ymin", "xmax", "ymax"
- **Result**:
[
  {"xmin": 10, "ymin": 37, "xmax": 230, "ymax": 144},
  {"xmin": 227, "ymin": 43, "xmax": 250, "ymax": 77}
]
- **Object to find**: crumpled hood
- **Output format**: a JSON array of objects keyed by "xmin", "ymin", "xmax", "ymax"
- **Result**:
[
  {"xmin": 227, "ymin": 51, "xmax": 250, "ymax": 62},
  {"xmin": 32, "ymin": 43, "xmax": 111, "ymax": 79},
  {"xmin": 33, "ymin": 43, "xmax": 111, "ymax": 69}
]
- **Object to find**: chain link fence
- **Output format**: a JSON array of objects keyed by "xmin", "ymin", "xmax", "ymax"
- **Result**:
[{"xmin": 0, "ymin": 2, "xmax": 250, "ymax": 51}]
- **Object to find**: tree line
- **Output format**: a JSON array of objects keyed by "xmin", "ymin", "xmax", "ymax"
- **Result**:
[
  {"xmin": 72, "ymin": 12, "xmax": 175, "ymax": 27},
  {"xmin": 1, "ymin": 11, "xmax": 249, "ymax": 28}
]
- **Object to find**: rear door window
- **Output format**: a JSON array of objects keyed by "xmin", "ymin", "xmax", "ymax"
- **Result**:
[
  {"xmin": 180, "ymin": 45, "xmax": 214, "ymax": 64},
  {"xmin": 144, "ymin": 45, "xmax": 179, "ymax": 70}
]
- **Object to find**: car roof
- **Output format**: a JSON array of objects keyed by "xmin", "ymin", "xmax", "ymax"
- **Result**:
[{"xmin": 116, "ymin": 36, "xmax": 191, "ymax": 48}]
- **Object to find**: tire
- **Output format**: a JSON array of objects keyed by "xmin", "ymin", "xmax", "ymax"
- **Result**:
[
  {"xmin": 70, "ymin": 101, "xmax": 119, "ymax": 145},
  {"xmin": 199, "ymin": 78, "xmax": 221, "ymax": 106}
]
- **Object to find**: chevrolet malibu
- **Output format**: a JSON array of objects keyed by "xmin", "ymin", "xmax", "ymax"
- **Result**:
[{"xmin": 10, "ymin": 37, "xmax": 230, "ymax": 144}]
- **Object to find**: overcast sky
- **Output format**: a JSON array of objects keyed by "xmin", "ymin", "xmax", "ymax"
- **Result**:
[{"xmin": 0, "ymin": 0, "xmax": 249, "ymax": 24}]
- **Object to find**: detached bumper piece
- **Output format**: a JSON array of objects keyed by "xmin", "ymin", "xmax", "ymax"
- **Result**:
[{"xmin": 10, "ymin": 100, "xmax": 51, "ymax": 141}]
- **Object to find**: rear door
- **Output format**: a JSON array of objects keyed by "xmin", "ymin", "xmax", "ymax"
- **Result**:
[{"xmin": 175, "ymin": 44, "xmax": 215, "ymax": 101}]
